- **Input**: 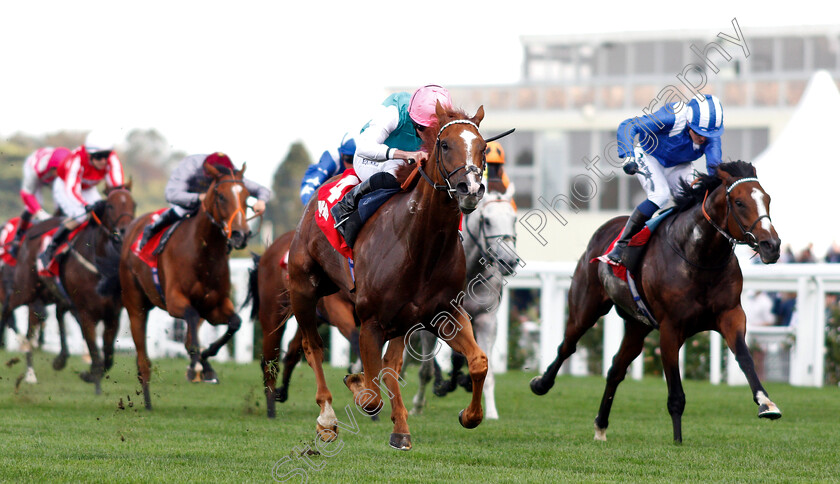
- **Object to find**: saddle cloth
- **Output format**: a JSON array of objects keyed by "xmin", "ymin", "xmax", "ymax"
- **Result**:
[
  {"xmin": 0, "ymin": 217, "xmax": 22, "ymax": 266},
  {"xmin": 130, "ymin": 208, "xmax": 187, "ymax": 269},
  {"xmin": 36, "ymin": 221, "xmax": 89, "ymax": 277}
]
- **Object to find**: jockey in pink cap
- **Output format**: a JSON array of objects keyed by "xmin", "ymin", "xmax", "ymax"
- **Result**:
[
  {"xmin": 331, "ymin": 85, "xmax": 453, "ymax": 241},
  {"xmin": 8, "ymin": 147, "xmax": 71, "ymax": 258}
]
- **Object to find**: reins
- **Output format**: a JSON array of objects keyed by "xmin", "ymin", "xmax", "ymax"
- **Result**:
[
  {"xmin": 417, "ymin": 119, "xmax": 483, "ymax": 198},
  {"xmin": 701, "ymin": 177, "xmax": 768, "ymax": 251},
  {"xmin": 203, "ymin": 178, "xmax": 256, "ymax": 244}
]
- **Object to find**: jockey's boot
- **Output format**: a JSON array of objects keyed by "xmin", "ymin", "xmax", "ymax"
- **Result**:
[
  {"xmin": 138, "ymin": 208, "xmax": 181, "ymax": 251},
  {"xmin": 8, "ymin": 210, "xmax": 33, "ymax": 259},
  {"xmin": 38, "ymin": 224, "xmax": 71, "ymax": 270},
  {"xmin": 605, "ymin": 209, "xmax": 650, "ymax": 265},
  {"xmin": 332, "ymin": 172, "xmax": 400, "ymax": 227}
]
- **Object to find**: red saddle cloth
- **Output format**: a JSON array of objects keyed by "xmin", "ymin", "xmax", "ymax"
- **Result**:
[
  {"xmin": 36, "ymin": 222, "xmax": 89, "ymax": 277},
  {"xmin": 130, "ymin": 209, "xmax": 169, "ymax": 269},
  {"xmin": 0, "ymin": 217, "xmax": 22, "ymax": 266},
  {"xmin": 314, "ymin": 169, "xmax": 361, "ymax": 259},
  {"xmin": 593, "ymin": 225, "xmax": 653, "ymax": 281}
]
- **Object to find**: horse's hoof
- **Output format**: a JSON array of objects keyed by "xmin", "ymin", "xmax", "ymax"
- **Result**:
[
  {"xmin": 433, "ymin": 381, "xmax": 455, "ymax": 397},
  {"xmin": 24, "ymin": 368, "xmax": 37, "ymax": 384},
  {"xmin": 79, "ymin": 371, "xmax": 98, "ymax": 384},
  {"xmin": 276, "ymin": 387, "xmax": 288, "ymax": 403},
  {"xmin": 594, "ymin": 423, "xmax": 607, "ymax": 441},
  {"xmin": 370, "ymin": 413, "xmax": 379, "ymax": 422},
  {"xmin": 457, "ymin": 374, "xmax": 473, "ymax": 392},
  {"xmin": 529, "ymin": 376, "xmax": 552, "ymax": 396},
  {"xmin": 186, "ymin": 368, "xmax": 202, "ymax": 383},
  {"xmin": 458, "ymin": 409, "xmax": 481, "ymax": 429},
  {"xmin": 758, "ymin": 403, "xmax": 782, "ymax": 420},
  {"xmin": 316, "ymin": 424, "xmax": 338, "ymax": 443},
  {"xmin": 389, "ymin": 433, "xmax": 412, "ymax": 451},
  {"xmin": 202, "ymin": 371, "xmax": 218, "ymax": 384},
  {"xmin": 52, "ymin": 354, "xmax": 68, "ymax": 371}
]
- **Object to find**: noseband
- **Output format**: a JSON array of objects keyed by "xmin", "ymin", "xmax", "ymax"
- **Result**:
[
  {"xmin": 417, "ymin": 119, "xmax": 483, "ymax": 198},
  {"xmin": 89, "ymin": 188, "xmax": 134, "ymax": 243},
  {"xmin": 702, "ymin": 177, "xmax": 771, "ymax": 250}
]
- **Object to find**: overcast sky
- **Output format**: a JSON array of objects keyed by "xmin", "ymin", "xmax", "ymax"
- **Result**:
[{"xmin": 1, "ymin": 0, "xmax": 837, "ymax": 182}]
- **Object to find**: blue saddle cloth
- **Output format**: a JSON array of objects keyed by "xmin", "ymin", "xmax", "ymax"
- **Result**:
[{"xmin": 358, "ymin": 188, "xmax": 401, "ymax": 225}]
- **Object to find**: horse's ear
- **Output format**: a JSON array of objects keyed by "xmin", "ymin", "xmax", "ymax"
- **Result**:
[
  {"xmin": 237, "ymin": 162, "xmax": 246, "ymax": 178},
  {"xmin": 717, "ymin": 168, "xmax": 734, "ymax": 185},
  {"xmin": 125, "ymin": 177, "xmax": 133, "ymax": 191},
  {"xmin": 472, "ymin": 105, "xmax": 485, "ymax": 126},
  {"xmin": 435, "ymin": 100, "xmax": 449, "ymax": 123},
  {"xmin": 205, "ymin": 162, "xmax": 221, "ymax": 179}
]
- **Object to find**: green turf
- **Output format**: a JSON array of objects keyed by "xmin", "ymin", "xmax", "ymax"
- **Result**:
[{"xmin": 0, "ymin": 350, "xmax": 838, "ymax": 483}]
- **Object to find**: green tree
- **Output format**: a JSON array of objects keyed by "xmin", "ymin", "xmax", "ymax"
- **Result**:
[{"xmin": 267, "ymin": 141, "xmax": 311, "ymax": 236}]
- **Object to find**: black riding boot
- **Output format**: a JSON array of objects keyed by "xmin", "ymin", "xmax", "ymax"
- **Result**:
[
  {"xmin": 331, "ymin": 173, "xmax": 400, "ymax": 246},
  {"xmin": 9, "ymin": 210, "xmax": 33, "ymax": 259},
  {"xmin": 138, "ymin": 208, "xmax": 182, "ymax": 250},
  {"xmin": 605, "ymin": 209, "xmax": 651, "ymax": 264},
  {"xmin": 39, "ymin": 224, "xmax": 72, "ymax": 269}
]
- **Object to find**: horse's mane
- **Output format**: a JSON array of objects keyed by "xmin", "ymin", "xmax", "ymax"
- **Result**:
[{"xmin": 672, "ymin": 160, "xmax": 757, "ymax": 212}]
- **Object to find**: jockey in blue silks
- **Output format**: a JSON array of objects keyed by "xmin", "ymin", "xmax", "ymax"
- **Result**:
[
  {"xmin": 607, "ymin": 93, "xmax": 725, "ymax": 264},
  {"xmin": 299, "ymin": 133, "xmax": 356, "ymax": 205}
]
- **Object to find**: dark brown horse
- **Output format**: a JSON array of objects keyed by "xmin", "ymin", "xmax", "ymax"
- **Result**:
[
  {"xmin": 529, "ymin": 161, "xmax": 782, "ymax": 443},
  {"xmin": 245, "ymin": 230, "xmax": 359, "ymax": 419},
  {"xmin": 119, "ymin": 164, "xmax": 251, "ymax": 410},
  {"xmin": 288, "ymin": 103, "xmax": 489, "ymax": 450},
  {"xmin": 3, "ymin": 184, "xmax": 136, "ymax": 392}
]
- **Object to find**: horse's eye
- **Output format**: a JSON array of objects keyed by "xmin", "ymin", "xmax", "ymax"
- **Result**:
[
  {"xmin": 484, "ymin": 219, "xmax": 491, "ymax": 226},
  {"xmin": 218, "ymin": 194, "xmax": 226, "ymax": 203},
  {"xmin": 441, "ymin": 141, "xmax": 449, "ymax": 151},
  {"xmin": 735, "ymin": 200, "xmax": 745, "ymax": 208}
]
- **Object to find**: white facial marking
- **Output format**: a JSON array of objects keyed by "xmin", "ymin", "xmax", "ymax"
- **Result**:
[
  {"xmin": 459, "ymin": 130, "xmax": 480, "ymax": 191},
  {"xmin": 692, "ymin": 225, "xmax": 703, "ymax": 243},
  {"xmin": 750, "ymin": 188, "xmax": 771, "ymax": 231},
  {"xmin": 231, "ymin": 185, "xmax": 244, "ymax": 223}
]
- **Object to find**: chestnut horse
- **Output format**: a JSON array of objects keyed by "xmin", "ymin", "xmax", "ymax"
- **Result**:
[
  {"xmin": 529, "ymin": 161, "xmax": 782, "ymax": 443},
  {"xmin": 3, "ymin": 185, "xmax": 135, "ymax": 392},
  {"xmin": 245, "ymin": 230, "xmax": 358, "ymax": 419},
  {"xmin": 119, "ymin": 164, "xmax": 251, "ymax": 410},
  {"xmin": 288, "ymin": 103, "xmax": 489, "ymax": 450}
]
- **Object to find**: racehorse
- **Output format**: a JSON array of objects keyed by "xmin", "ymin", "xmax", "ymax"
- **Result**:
[
  {"xmin": 288, "ymin": 102, "xmax": 489, "ymax": 450},
  {"xmin": 412, "ymin": 191, "xmax": 519, "ymax": 419},
  {"xmin": 118, "ymin": 164, "xmax": 252, "ymax": 410},
  {"xmin": 529, "ymin": 161, "xmax": 782, "ymax": 443},
  {"xmin": 3, "ymin": 184, "xmax": 135, "ymax": 393},
  {"xmin": 244, "ymin": 230, "xmax": 359, "ymax": 419}
]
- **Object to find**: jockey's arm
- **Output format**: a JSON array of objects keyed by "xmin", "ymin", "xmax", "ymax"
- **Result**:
[
  {"xmin": 616, "ymin": 103, "xmax": 675, "ymax": 158},
  {"xmin": 355, "ymin": 104, "xmax": 426, "ymax": 163},
  {"xmin": 242, "ymin": 178, "xmax": 272, "ymax": 216},
  {"xmin": 300, "ymin": 150, "xmax": 338, "ymax": 204},
  {"xmin": 104, "ymin": 152, "xmax": 126, "ymax": 189},
  {"xmin": 165, "ymin": 155, "xmax": 204, "ymax": 210},
  {"xmin": 704, "ymin": 137, "xmax": 723, "ymax": 175}
]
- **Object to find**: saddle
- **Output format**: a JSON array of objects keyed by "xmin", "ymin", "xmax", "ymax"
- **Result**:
[
  {"xmin": 131, "ymin": 209, "xmax": 187, "ymax": 269},
  {"xmin": 593, "ymin": 208, "xmax": 674, "ymax": 328},
  {"xmin": 0, "ymin": 217, "xmax": 22, "ymax": 267},
  {"xmin": 37, "ymin": 222, "xmax": 89, "ymax": 278}
]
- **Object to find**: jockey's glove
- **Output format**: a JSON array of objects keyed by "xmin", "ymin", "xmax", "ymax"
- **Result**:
[
  {"xmin": 622, "ymin": 157, "xmax": 638, "ymax": 175},
  {"xmin": 85, "ymin": 200, "xmax": 107, "ymax": 213}
]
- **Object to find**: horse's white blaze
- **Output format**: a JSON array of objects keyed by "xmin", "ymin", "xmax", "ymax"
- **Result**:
[
  {"xmin": 751, "ymin": 188, "xmax": 772, "ymax": 231},
  {"xmin": 317, "ymin": 401, "xmax": 337, "ymax": 427},
  {"xmin": 231, "ymin": 185, "xmax": 245, "ymax": 225},
  {"xmin": 460, "ymin": 130, "xmax": 481, "ymax": 192}
]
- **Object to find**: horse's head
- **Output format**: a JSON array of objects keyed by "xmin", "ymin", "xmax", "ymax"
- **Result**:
[
  {"xmin": 204, "ymin": 162, "xmax": 251, "ymax": 250},
  {"xmin": 423, "ymin": 102, "xmax": 487, "ymax": 214},
  {"xmin": 717, "ymin": 165, "xmax": 781, "ymax": 264},
  {"xmin": 102, "ymin": 180, "xmax": 136, "ymax": 241},
  {"xmin": 469, "ymin": 192, "xmax": 519, "ymax": 275}
]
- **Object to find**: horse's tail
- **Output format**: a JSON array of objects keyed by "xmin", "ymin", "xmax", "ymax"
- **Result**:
[
  {"xmin": 241, "ymin": 252, "xmax": 261, "ymax": 321},
  {"xmin": 95, "ymin": 238, "xmax": 122, "ymax": 299}
]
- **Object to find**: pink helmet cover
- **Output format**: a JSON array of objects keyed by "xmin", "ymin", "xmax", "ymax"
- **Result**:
[
  {"xmin": 408, "ymin": 85, "xmax": 452, "ymax": 127},
  {"xmin": 47, "ymin": 147, "xmax": 71, "ymax": 170}
]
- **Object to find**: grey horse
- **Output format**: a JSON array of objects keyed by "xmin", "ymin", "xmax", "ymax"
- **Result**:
[{"xmin": 411, "ymin": 192, "xmax": 519, "ymax": 419}]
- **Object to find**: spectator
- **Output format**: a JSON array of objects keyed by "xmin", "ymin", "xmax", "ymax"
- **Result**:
[
  {"xmin": 825, "ymin": 241, "xmax": 840, "ymax": 263},
  {"xmin": 742, "ymin": 290, "xmax": 775, "ymax": 326},
  {"xmin": 796, "ymin": 243, "xmax": 816, "ymax": 263},
  {"xmin": 772, "ymin": 292, "xmax": 797, "ymax": 327},
  {"xmin": 780, "ymin": 245, "xmax": 796, "ymax": 263}
]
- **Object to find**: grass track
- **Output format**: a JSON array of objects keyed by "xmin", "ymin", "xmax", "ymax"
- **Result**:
[{"xmin": 0, "ymin": 350, "xmax": 838, "ymax": 483}]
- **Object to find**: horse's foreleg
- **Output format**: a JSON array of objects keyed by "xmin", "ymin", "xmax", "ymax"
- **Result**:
[
  {"xmin": 594, "ymin": 321, "xmax": 651, "ymax": 441},
  {"xmin": 474, "ymin": 312, "xmax": 499, "ymax": 420},
  {"xmin": 102, "ymin": 314, "xmax": 119, "ymax": 373},
  {"xmin": 181, "ymin": 307, "xmax": 203, "ymax": 382},
  {"xmin": 128, "ymin": 308, "xmax": 152, "ymax": 410},
  {"xmin": 261, "ymin": 313, "xmax": 287, "ymax": 418},
  {"xmin": 77, "ymin": 311, "xmax": 105, "ymax": 394},
  {"xmin": 52, "ymin": 306, "xmax": 70, "ymax": 371},
  {"xmin": 199, "ymin": 301, "xmax": 241, "ymax": 383},
  {"xmin": 442, "ymin": 313, "xmax": 487, "ymax": 429},
  {"xmin": 278, "ymin": 326, "xmax": 303, "ymax": 404},
  {"xmin": 659, "ymin": 324, "xmax": 686, "ymax": 443},
  {"xmin": 22, "ymin": 309, "xmax": 42, "ymax": 384},
  {"xmin": 290, "ymin": 287, "xmax": 335, "ymax": 442},
  {"xmin": 411, "ymin": 331, "xmax": 437, "ymax": 415},
  {"xmin": 345, "ymin": 321, "xmax": 385, "ymax": 417},
  {"xmin": 530, "ymin": 290, "xmax": 611, "ymax": 396},
  {"xmin": 719, "ymin": 308, "xmax": 781, "ymax": 420},
  {"xmin": 381, "ymin": 337, "xmax": 411, "ymax": 450}
]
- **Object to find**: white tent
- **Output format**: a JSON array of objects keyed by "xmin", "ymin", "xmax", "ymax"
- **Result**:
[{"xmin": 753, "ymin": 70, "xmax": 840, "ymax": 258}]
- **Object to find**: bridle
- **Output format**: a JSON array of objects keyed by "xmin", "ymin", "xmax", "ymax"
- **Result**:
[
  {"xmin": 88, "ymin": 187, "xmax": 134, "ymax": 243},
  {"xmin": 464, "ymin": 197, "xmax": 517, "ymax": 265},
  {"xmin": 203, "ymin": 178, "xmax": 255, "ymax": 243},
  {"xmin": 417, "ymin": 119, "xmax": 484, "ymax": 198},
  {"xmin": 701, "ymin": 177, "xmax": 770, "ymax": 251}
]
